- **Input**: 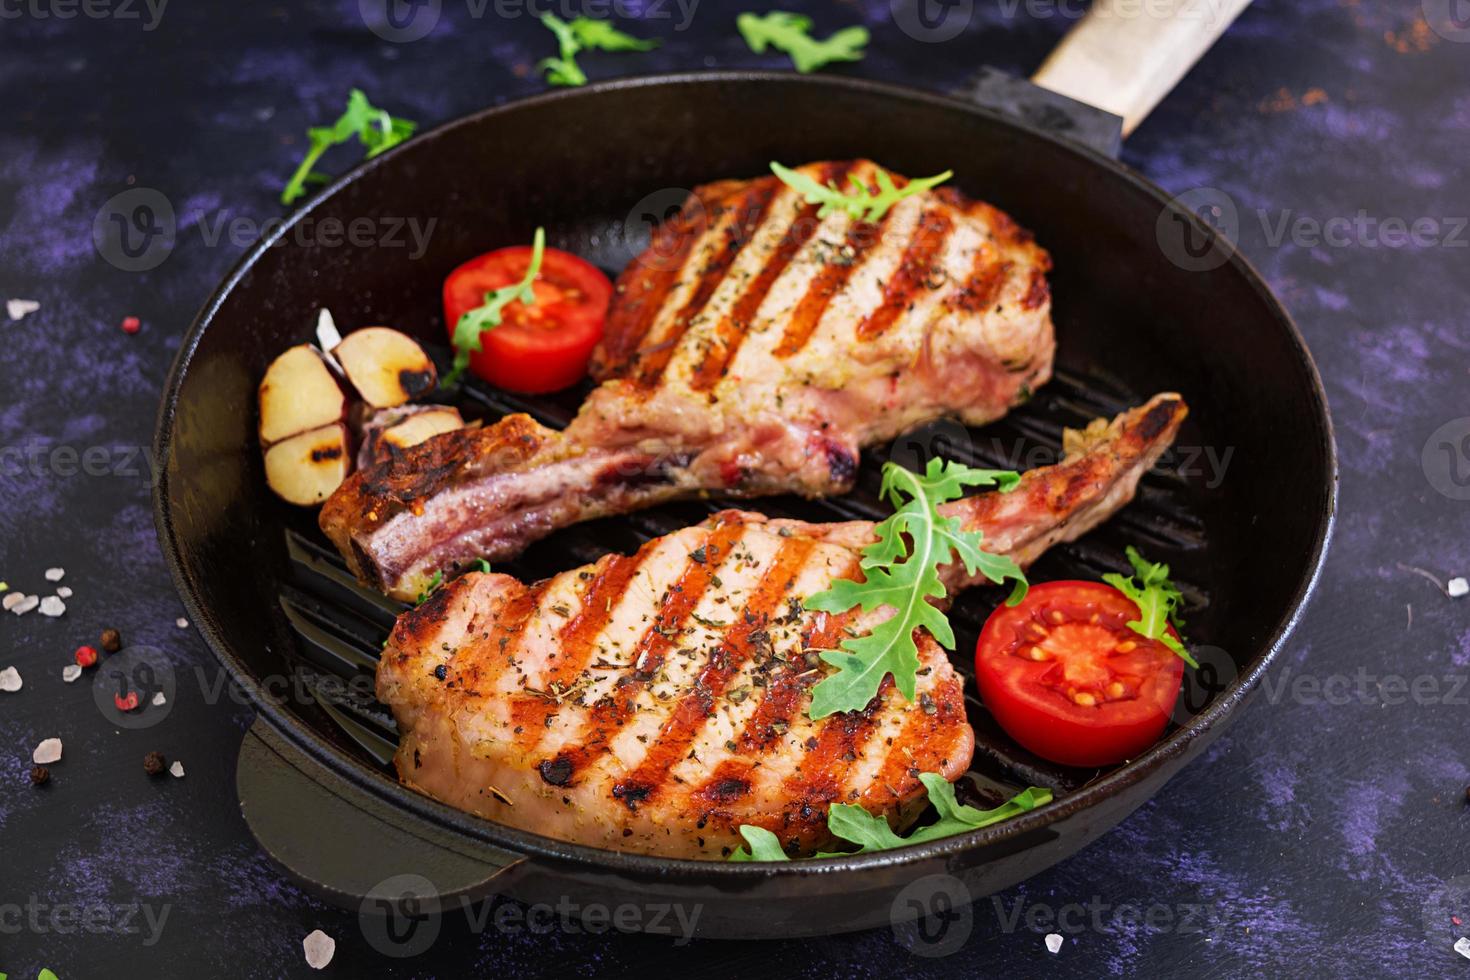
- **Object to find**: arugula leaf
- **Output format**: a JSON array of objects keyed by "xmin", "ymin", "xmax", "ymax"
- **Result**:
[
  {"xmin": 737, "ymin": 11, "xmax": 868, "ymax": 74},
  {"xmin": 415, "ymin": 570, "xmax": 444, "ymax": 605},
  {"xmin": 903, "ymin": 775, "xmax": 1052, "ymax": 846},
  {"xmin": 729, "ymin": 824, "xmax": 788, "ymax": 862},
  {"xmin": 280, "ymin": 89, "xmax": 416, "ymax": 205},
  {"xmin": 805, "ymin": 458, "xmax": 1027, "ymax": 719},
  {"xmin": 538, "ymin": 13, "xmax": 588, "ymax": 86},
  {"xmin": 570, "ymin": 16, "xmax": 660, "ymax": 51},
  {"xmin": 730, "ymin": 775, "xmax": 1052, "ymax": 861},
  {"xmin": 473, "ymin": 558, "xmax": 492, "ymax": 574},
  {"xmin": 770, "ymin": 161, "xmax": 953, "ymax": 224},
  {"xmin": 1102, "ymin": 545, "xmax": 1198, "ymax": 668},
  {"xmin": 442, "ymin": 227, "xmax": 546, "ymax": 388},
  {"xmin": 538, "ymin": 14, "xmax": 659, "ymax": 87}
]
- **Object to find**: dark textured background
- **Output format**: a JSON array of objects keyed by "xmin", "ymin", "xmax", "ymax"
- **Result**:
[{"xmin": 2, "ymin": 1, "xmax": 1468, "ymax": 976}]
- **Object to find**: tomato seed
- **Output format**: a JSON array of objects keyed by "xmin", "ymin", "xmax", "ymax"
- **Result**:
[
  {"xmin": 1073, "ymin": 692, "xmax": 1097, "ymax": 706},
  {"xmin": 1116, "ymin": 640, "xmax": 1137, "ymax": 653}
]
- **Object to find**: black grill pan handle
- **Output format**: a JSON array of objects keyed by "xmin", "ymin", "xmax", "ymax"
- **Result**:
[{"xmin": 236, "ymin": 718, "xmax": 525, "ymax": 910}]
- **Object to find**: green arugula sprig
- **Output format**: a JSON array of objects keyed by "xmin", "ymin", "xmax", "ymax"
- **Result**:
[
  {"xmin": 770, "ymin": 161, "xmax": 954, "ymax": 224},
  {"xmin": 805, "ymin": 459, "xmax": 1027, "ymax": 719},
  {"xmin": 280, "ymin": 90, "xmax": 416, "ymax": 205},
  {"xmin": 1102, "ymin": 546, "xmax": 1198, "ymax": 668},
  {"xmin": 731, "ymin": 774, "xmax": 1052, "ymax": 861},
  {"xmin": 415, "ymin": 570, "xmax": 444, "ymax": 606},
  {"xmin": 539, "ymin": 14, "xmax": 659, "ymax": 87},
  {"xmin": 442, "ymin": 227, "xmax": 546, "ymax": 388},
  {"xmin": 736, "ymin": 11, "xmax": 868, "ymax": 74}
]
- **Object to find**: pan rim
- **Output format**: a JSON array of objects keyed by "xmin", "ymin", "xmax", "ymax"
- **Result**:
[{"xmin": 152, "ymin": 69, "xmax": 1338, "ymax": 879}]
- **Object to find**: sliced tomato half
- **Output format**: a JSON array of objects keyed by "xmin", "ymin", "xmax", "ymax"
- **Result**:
[
  {"xmin": 443, "ymin": 243, "xmax": 613, "ymax": 394},
  {"xmin": 975, "ymin": 580, "xmax": 1185, "ymax": 767}
]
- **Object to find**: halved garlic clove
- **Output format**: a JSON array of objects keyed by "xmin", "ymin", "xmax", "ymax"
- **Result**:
[
  {"xmin": 264, "ymin": 423, "xmax": 352, "ymax": 505},
  {"xmin": 258, "ymin": 344, "xmax": 348, "ymax": 446},
  {"xmin": 331, "ymin": 327, "xmax": 437, "ymax": 409}
]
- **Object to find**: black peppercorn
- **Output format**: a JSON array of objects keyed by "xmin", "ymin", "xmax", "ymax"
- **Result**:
[
  {"xmin": 30, "ymin": 765, "xmax": 50, "ymax": 786},
  {"xmin": 100, "ymin": 628, "xmax": 123, "ymax": 653},
  {"xmin": 143, "ymin": 751, "xmax": 167, "ymax": 776}
]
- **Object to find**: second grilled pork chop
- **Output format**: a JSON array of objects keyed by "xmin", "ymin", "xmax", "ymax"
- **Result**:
[
  {"xmin": 322, "ymin": 160, "xmax": 1055, "ymax": 600},
  {"xmin": 379, "ymin": 394, "xmax": 1186, "ymax": 859}
]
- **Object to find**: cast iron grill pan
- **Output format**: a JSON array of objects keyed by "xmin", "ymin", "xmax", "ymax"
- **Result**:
[{"xmin": 153, "ymin": 76, "xmax": 1334, "ymax": 932}]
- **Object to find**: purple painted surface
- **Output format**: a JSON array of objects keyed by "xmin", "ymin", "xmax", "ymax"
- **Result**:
[{"xmin": 1, "ymin": 1, "xmax": 1468, "ymax": 977}]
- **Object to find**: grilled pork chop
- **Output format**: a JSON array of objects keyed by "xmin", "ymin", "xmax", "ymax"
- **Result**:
[
  {"xmin": 322, "ymin": 160, "xmax": 1055, "ymax": 600},
  {"xmin": 378, "ymin": 394, "xmax": 1186, "ymax": 859}
]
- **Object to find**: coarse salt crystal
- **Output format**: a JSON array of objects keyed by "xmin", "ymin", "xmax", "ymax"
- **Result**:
[
  {"xmin": 1045, "ymin": 933, "xmax": 1063, "ymax": 954},
  {"xmin": 0, "ymin": 666, "xmax": 21, "ymax": 692},
  {"xmin": 56, "ymin": 586, "xmax": 72, "ymax": 598},
  {"xmin": 1, "ymin": 592, "xmax": 21, "ymax": 611},
  {"xmin": 175, "ymin": 617, "xmax": 189, "ymax": 629},
  {"xmin": 169, "ymin": 760, "xmax": 185, "ymax": 778},
  {"xmin": 152, "ymin": 691, "xmax": 167, "ymax": 706},
  {"xmin": 62, "ymin": 664, "xmax": 82, "ymax": 683},
  {"xmin": 38, "ymin": 596, "xmax": 65, "ymax": 617},
  {"xmin": 1456, "ymin": 936, "xmax": 1470, "ymax": 961},
  {"xmin": 1448, "ymin": 577, "xmax": 1468, "ymax": 598},
  {"xmin": 6, "ymin": 299, "xmax": 39, "ymax": 321},
  {"xmin": 44, "ymin": 567, "xmax": 64, "ymax": 581},
  {"xmin": 33, "ymin": 738, "xmax": 62, "ymax": 765},
  {"xmin": 302, "ymin": 929, "xmax": 335, "ymax": 969},
  {"xmin": 10, "ymin": 594, "xmax": 38, "ymax": 615}
]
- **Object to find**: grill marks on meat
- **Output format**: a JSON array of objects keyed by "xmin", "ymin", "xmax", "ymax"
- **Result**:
[
  {"xmin": 377, "ymin": 395, "xmax": 1187, "ymax": 858},
  {"xmin": 542, "ymin": 521, "xmax": 749, "ymax": 782},
  {"xmin": 323, "ymin": 160, "xmax": 1056, "ymax": 601},
  {"xmin": 600, "ymin": 194, "xmax": 706, "ymax": 371},
  {"xmin": 631, "ymin": 181, "xmax": 780, "ymax": 388},
  {"xmin": 855, "ymin": 206, "xmax": 954, "ymax": 341},
  {"xmin": 610, "ymin": 535, "xmax": 817, "ymax": 811},
  {"xmin": 773, "ymin": 206, "xmax": 891, "ymax": 357},
  {"xmin": 688, "ymin": 161, "xmax": 853, "ymax": 390}
]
